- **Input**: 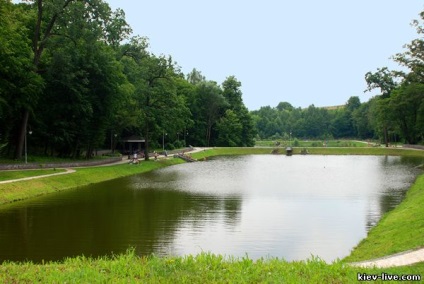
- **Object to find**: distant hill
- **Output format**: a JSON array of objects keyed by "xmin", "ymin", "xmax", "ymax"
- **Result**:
[{"xmin": 321, "ymin": 105, "xmax": 345, "ymax": 110}]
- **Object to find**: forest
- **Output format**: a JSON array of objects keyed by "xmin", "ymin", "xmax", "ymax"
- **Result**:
[{"xmin": 0, "ymin": 0, "xmax": 423, "ymax": 161}]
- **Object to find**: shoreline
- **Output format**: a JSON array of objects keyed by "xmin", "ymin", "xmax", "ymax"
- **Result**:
[
  {"xmin": 1, "ymin": 147, "xmax": 423, "ymax": 206},
  {"xmin": 0, "ymin": 147, "xmax": 423, "ymax": 277}
]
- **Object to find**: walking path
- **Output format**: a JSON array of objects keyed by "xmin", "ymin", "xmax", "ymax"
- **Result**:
[
  {"xmin": 0, "ymin": 147, "xmax": 211, "ymax": 184},
  {"xmin": 0, "ymin": 168, "xmax": 76, "ymax": 184},
  {"xmin": 349, "ymin": 247, "xmax": 424, "ymax": 268}
]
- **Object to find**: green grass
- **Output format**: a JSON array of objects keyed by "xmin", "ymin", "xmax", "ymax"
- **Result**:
[
  {"xmin": 255, "ymin": 139, "xmax": 371, "ymax": 148},
  {"xmin": 0, "ymin": 158, "xmax": 183, "ymax": 205},
  {"xmin": 0, "ymin": 168, "xmax": 66, "ymax": 181},
  {"xmin": 191, "ymin": 146, "xmax": 424, "ymax": 159},
  {"xmin": 1, "ymin": 250, "xmax": 423, "ymax": 283},
  {"xmin": 294, "ymin": 146, "xmax": 424, "ymax": 156}
]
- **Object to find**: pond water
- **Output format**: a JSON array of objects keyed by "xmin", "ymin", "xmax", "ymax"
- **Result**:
[{"xmin": 0, "ymin": 155, "xmax": 422, "ymax": 263}]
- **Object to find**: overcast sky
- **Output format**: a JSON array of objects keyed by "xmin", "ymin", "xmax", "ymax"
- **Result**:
[{"xmin": 106, "ymin": 1, "xmax": 423, "ymax": 110}]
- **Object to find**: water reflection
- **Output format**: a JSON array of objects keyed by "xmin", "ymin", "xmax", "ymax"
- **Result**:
[{"xmin": 0, "ymin": 155, "xmax": 421, "ymax": 263}]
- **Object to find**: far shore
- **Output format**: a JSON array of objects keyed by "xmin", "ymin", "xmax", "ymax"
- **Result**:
[{"xmin": 0, "ymin": 146, "xmax": 423, "ymax": 207}]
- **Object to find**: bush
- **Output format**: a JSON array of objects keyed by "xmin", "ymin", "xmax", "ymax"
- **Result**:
[{"xmin": 166, "ymin": 143, "xmax": 175, "ymax": 150}]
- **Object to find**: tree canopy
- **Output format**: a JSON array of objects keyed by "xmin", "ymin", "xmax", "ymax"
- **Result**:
[
  {"xmin": 0, "ymin": 0, "xmax": 255, "ymax": 160},
  {"xmin": 0, "ymin": 2, "xmax": 423, "ymax": 161}
]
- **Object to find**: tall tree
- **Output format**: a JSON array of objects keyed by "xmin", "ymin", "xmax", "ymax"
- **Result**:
[
  {"xmin": 222, "ymin": 76, "xmax": 255, "ymax": 146},
  {"xmin": 193, "ymin": 81, "xmax": 227, "ymax": 146},
  {"xmin": 10, "ymin": 0, "xmax": 127, "ymax": 159},
  {"xmin": 32, "ymin": 0, "xmax": 129, "ymax": 157},
  {"xmin": 388, "ymin": 83, "xmax": 424, "ymax": 144},
  {"xmin": 186, "ymin": 68, "xmax": 205, "ymax": 85},
  {"xmin": 216, "ymin": 110, "xmax": 243, "ymax": 146},
  {"xmin": 0, "ymin": 1, "xmax": 43, "ymax": 157}
]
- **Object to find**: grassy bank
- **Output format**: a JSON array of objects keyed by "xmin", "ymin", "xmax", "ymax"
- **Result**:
[
  {"xmin": 0, "ymin": 168, "xmax": 66, "ymax": 181},
  {"xmin": 1, "ymin": 147, "xmax": 424, "ymax": 282},
  {"xmin": 1, "ymin": 250, "xmax": 423, "ymax": 283},
  {"xmin": 191, "ymin": 146, "xmax": 424, "ymax": 159},
  {"xmin": 0, "ymin": 158, "xmax": 183, "ymax": 205},
  {"xmin": 255, "ymin": 139, "xmax": 370, "ymax": 148}
]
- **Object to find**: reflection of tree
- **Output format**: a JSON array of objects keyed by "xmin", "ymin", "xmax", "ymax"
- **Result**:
[
  {"xmin": 0, "ymin": 179, "xmax": 242, "ymax": 263},
  {"xmin": 365, "ymin": 156, "xmax": 422, "ymax": 231},
  {"xmin": 365, "ymin": 192, "xmax": 406, "ymax": 231}
]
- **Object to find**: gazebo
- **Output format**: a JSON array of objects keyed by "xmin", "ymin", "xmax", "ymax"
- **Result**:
[{"xmin": 120, "ymin": 136, "xmax": 145, "ymax": 155}]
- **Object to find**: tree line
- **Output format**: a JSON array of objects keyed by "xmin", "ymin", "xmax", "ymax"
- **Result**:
[
  {"xmin": 0, "ymin": 0, "xmax": 254, "ymax": 161},
  {"xmin": 0, "ymin": 1, "xmax": 422, "ymax": 162},
  {"xmin": 252, "ymin": 11, "xmax": 424, "ymax": 146}
]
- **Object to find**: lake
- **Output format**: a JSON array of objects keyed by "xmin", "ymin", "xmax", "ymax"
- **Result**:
[{"xmin": 0, "ymin": 155, "xmax": 422, "ymax": 263}]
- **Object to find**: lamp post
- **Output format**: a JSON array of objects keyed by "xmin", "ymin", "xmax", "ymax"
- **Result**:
[
  {"xmin": 162, "ymin": 131, "xmax": 167, "ymax": 152},
  {"xmin": 25, "ymin": 129, "xmax": 32, "ymax": 164}
]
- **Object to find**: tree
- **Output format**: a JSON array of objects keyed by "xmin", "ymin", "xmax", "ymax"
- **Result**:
[
  {"xmin": 192, "ymin": 81, "xmax": 227, "ymax": 146},
  {"xmin": 389, "ymin": 83, "xmax": 424, "ymax": 144},
  {"xmin": 9, "ymin": 0, "xmax": 129, "ymax": 159},
  {"xmin": 186, "ymin": 68, "xmax": 205, "ymax": 85},
  {"xmin": 216, "ymin": 110, "xmax": 242, "ymax": 146},
  {"xmin": 0, "ymin": 1, "xmax": 43, "ymax": 157},
  {"xmin": 32, "ymin": 0, "xmax": 129, "ymax": 158},
  {"xmin": 352, "ymin": 101, "xmax": 374, "ymax": 139},
  {"xmin": 121, "ymin": 46, "xmax": 191, "ymax": 159},
  {"xmin": 302, "ymin": 105, "xmax": 331, "ymax": 138},
  {"xmin": 364, "ymin": 10, "xmax": 424, "ymax": 145},
  {"xmin": 364, "ymin": 67, "xmax": 398, "ymax": 98},
  {"xmin": 364, "ymin": 68, "xmax": 399, "ymax": 146},
  {"xmin": 222, "ymin": 76, "xmax": 255, "ymax": 146}
]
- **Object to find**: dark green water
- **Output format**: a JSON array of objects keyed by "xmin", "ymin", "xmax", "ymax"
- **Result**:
[{"xmin": 0, "ymin": 155, "xmax": 422, "ymax": 263}]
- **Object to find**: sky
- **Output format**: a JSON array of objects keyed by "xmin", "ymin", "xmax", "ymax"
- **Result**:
[{"xmin": 106, "ymin": 1, "xmax": 423, "ymax": 110}]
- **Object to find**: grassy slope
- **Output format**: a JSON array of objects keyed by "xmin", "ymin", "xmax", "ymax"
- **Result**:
[
  {"xmin": 0, "ymin": 159, "xmax": 183, "ymax": 205},
  {"xmin": 1, "ymin": 251, "xmax": 423, "ymax": 283},
  {"xmin": 0, "ymin": 168, "xmax": 66, "ymax": 181},
  {"xmin": 192, "ymin": 146, "xmax": 424, "ymax": 158}
]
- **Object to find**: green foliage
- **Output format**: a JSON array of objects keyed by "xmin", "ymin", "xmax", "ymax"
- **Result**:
[
  {"xmin": 216, "ymin": 110, "xmax": 243, "ymax": 146},
  {"xmin": 1, "ymin": 0, "xmax": 423, "ymax": 163},
  {"xmin": 0, "ymin": 1, "xmax": 43, "ymax": 155}
]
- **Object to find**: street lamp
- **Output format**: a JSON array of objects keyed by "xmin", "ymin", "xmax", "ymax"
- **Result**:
[{"xmin": 25, "ymin": 129, "xmax": 32, "ymax": 164}]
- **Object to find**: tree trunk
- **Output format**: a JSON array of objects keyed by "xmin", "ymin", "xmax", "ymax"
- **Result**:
[
  {"xmin": 384, "ymin": 125, "xmax": 389, "ymax": 147},
  {"xmin": 14, "ymin": 109, "xmax": 29, "ymax": 160}
]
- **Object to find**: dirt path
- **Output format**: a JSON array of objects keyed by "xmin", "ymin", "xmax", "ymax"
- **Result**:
[
  {"xmin": 349, "ymin": 247, "xmax": 424, "ymax": 268},
  {"xmin": 0, "ymin": 168, "xmax": 76, "ymax": 184}
]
